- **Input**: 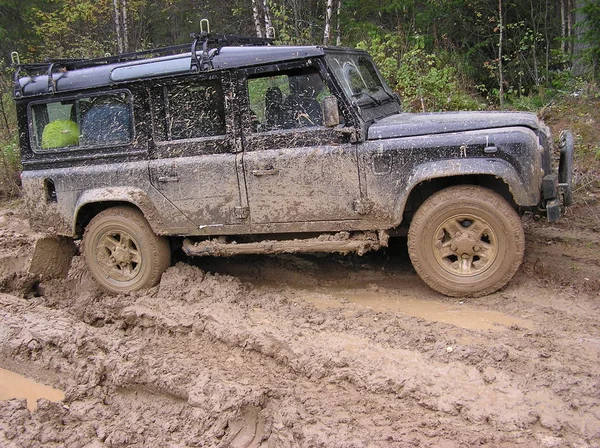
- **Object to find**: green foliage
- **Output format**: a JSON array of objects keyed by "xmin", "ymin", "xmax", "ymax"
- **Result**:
[
  {"xmin": 0, "ymin": 68, "xmax": 20, "ymax": 199},
  {"xmin": 357, "ymin": 33, "xmax": 482, "ymax": 112},
  {"xmin": 0, "ymin": 135, "xmax": 20, "ymax": 199},
  {"xmin": 580, "ymin": 0, "xmax": 600, "ymax": 80},
  {"xmin": 269, "ymin": 2, "xmax": 313, "ymax": 45}
]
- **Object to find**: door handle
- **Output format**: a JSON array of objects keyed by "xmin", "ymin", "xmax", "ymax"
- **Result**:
[
  {"xmin": 251, "ymin": 168, "xmax": 278, "ymax": 177},
  {"xmin": 157, "ymin": 175, "xmax": 179, "ymax": 183}
]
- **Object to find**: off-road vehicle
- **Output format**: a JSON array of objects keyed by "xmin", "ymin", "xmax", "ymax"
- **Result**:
[{"xmin": 12, "ymin": 30, "xmax": 573, "ymax": 297}]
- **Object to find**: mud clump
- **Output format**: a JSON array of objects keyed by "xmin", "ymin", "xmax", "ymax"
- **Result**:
[{"xmin": 1, "ymin": 204, "xmax": 600, "ymax": 447}]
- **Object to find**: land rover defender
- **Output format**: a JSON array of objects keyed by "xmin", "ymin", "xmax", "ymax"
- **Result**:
[{"xmin": 12, "ymin": 31, "xmax": 573, "ymax": 297}]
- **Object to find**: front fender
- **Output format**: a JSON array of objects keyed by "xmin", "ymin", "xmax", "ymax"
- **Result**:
[{"xmin": 401, "ymin": 157, "xmax": 538, "ymax": 211}]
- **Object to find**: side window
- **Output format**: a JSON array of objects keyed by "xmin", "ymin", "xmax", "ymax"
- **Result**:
[
  {"xmin": 151, "ymin": 79, "xmax": 225, "ymax": 141},
  {"xmin": 30, "ymin": 92, "xmax": 133, "ymax": 151},
  {"xmin": 248, "ymin": 69, "xmax": 331, "ymax": 132}
]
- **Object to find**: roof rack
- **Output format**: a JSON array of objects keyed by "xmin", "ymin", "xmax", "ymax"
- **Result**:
[{"xmin": 12, "ymin": 24, "xmax": 274, "ymax": 97}]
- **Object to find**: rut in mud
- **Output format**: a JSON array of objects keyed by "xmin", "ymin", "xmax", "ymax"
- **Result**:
[{"xmin": 0, "ymin": 202, "xmax": 599, "ymax": 447}]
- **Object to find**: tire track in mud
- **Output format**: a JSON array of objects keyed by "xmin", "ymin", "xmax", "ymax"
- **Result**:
[
  {"xmin": 3, "ymin": 256, "xmax": 598, "ymax": 447},
  {"xmin": 1, "ymin": 292, "xmax": 510, "ymax": 447},
  {"xmin": 1, "ymin": 207, "xmax": 600, "ymax": 447}
]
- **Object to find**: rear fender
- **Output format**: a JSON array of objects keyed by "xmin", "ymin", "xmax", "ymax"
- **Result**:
[{"xmin": 74, "ymin": 187, "xmax": 166, "ymax": 236}]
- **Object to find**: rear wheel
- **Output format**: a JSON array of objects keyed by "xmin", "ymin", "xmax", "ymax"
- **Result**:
[
  {"xmin": 408, "ymin": 186, "xmax": 524, "ymax": 297},
  {"xmin": 83, "ymin": 207, "xmax": 170, "ymax": 293}
]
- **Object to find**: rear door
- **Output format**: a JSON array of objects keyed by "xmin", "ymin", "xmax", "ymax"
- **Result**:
[
  {"xmin": 239, "ymin": 63, "xmax": 361, "ymax": 226},
  {"xmin": 148, "ymin": 73, "xmax": 245, "ymax": 230}
]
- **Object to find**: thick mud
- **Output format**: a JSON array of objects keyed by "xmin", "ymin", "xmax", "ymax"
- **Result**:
[{"xmin": 0, "ymin": 201, "xmax": 599, "ymax": 447}]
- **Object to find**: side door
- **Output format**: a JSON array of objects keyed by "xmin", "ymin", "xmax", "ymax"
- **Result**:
[
  {"xmin": 148, "ymin": 73, "xmax": 246, "ymax": 231},
  {"xmin": 239, "ymin": 62, "xmax": 362, "ymax": 228}
]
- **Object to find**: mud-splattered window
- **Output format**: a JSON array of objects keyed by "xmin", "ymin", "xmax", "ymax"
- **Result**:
[
  {"xmin": 29, "ymin": 92, "xmax": 133, "ymax": 151},
  {"xmin": 151, "ymin": 79, "xmax": 225, "ymax": 141},
  {"xmin": 248, "ymin": 70, "xmax": 330, "ymax": 132},
  {"xmin": 325, "ymin": 54, "xmax": 392, "ymax": 104}
]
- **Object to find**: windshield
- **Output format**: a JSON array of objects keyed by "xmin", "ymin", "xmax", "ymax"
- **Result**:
[
  {"xmin": 325, "ymin": 53, "xmax": 394, "ymax": 106},
  {"xmin": 325, "ymin": 52, "xmax": 400, "ymax": 122}
]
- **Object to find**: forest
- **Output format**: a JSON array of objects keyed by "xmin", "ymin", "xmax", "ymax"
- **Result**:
[{"xmin": 0, "ymin": 0, "xmax": 599, "ymax": 197}]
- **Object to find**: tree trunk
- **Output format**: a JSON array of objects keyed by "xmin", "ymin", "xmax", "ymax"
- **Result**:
[
  {"xmin": 567, "ymin": 0, "xmax": 573, "ymax": 56},
  {"xmin": 263, "ymin": 0, "xmax": 273, "ymax": 38},
  {"xmin": 498, "ymin": 0, "xmax": 504, "ymax": 108},
  {"xmin": 561, "ymin": 0, "xmax": 567, "ymax": 53},
  {"xmin": 324, "ymin": 0, "xmax": 333, "ymax": 45},
  {"xmin": 545, "ymin": 0, "xmax": 550, "ymax": 76},
  {"xmin": 113, "ymin": 0, "xmax": 123, "ymax": 54},
  {"xmin": 530, "ymin": 0, "xmax": 540, "ymax": 88},
  {"xmin": 122, "ymin": 0, "xmax": 129, "ymax": 53},
  {"xmin": 252, "ymin": 0, "xmax": 263, "ymax": 38},
  {"xmin": 335, "ymin": 0, "xmax": 342, "ymax": 46}
]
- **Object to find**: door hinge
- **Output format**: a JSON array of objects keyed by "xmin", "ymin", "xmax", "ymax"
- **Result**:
[
  {"xmin": 233, "ymin": 206, "xmax": 249, "ymax": 220},
  {"xmin": 353, "ymin": 199, "xmax": 373, "ymax": 215},
  {"xmin": 233, "ymin": 137, "xmax": 243, "ymax": 153}
]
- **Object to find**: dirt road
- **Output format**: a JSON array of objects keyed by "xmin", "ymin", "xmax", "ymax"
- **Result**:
[{"xmin": 0, "ymin": 198, "xmax": 599, "ymax": 447}]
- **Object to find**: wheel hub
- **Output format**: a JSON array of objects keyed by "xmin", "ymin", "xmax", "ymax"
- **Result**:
[
  {"xmin": 112, "ymin": 245, "xmax": 133, "ymax": 264},
  {"xmin": 96, "ymin": 230, "xmax": 142, "ymax": 282},
  {"xmin": 433, "ymin": 214, "xmax": 498, "ymax": 277}
]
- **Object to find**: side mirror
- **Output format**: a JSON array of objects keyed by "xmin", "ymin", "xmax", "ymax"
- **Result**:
[{"xmin": 322, "ymin": 95, "xmax": 340, "ymax": 127}]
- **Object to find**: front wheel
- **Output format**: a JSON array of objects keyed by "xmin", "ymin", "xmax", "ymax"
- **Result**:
[
  {"xmin": 408, "ymin": 186, "xmax": 524, "ymax": 297},
  {"xmin": 83, "ymin": 207, "xmax": 171, "ymax": 293}
]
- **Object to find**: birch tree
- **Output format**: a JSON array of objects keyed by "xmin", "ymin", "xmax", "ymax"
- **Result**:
[
  {"xmin": 324, "ymin": 0, "xmax": 333, "ymax": 45},
  {"xmin": 113, "ymin": 0, "xmax": 123, "ymax": 53},
  {"xmin": 336, "ymin": 0, "xmax": 342, "ymax": 45},
  {"xmin": 252, "ymin": 0, "xmax": 264, "ymax": 38},
  {"xmin": 263, "ymin": 0, "xmax": 273, "ymax": 38},
  {"xmin": 498, "ymin": 0, "xmax": 504, "ymax": 108}
]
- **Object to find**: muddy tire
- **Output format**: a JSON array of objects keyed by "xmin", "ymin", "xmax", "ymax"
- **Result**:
[
  {"xmin": 83, "ymin": 207, "xmax": 170, "ymax": 293},
  {"xmin": 408, "ymin": 185, "xmax": 524, "ymax": 297}
]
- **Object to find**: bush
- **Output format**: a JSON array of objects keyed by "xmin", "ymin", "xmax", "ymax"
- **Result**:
[
  {"xmin": 357, "ymin": 33, "xmax": 483, "ymax": 112},
  {"xmin": 0, "ymin": 136, "xmax": 21, "ymax": 199}
]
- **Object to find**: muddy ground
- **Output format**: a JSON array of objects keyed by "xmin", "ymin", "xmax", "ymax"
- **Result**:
[{"xmin": 0, "ymin": 195, "xmax": 598, "ymax": 448}]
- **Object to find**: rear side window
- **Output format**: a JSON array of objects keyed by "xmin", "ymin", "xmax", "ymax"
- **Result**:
[
  {"xmin": 151, "ymin": 78, "xmax": 225, "ymax": 141},
  {"xmin": 29, "ymin": 91, "xmax": 133, "ymax": 151}
]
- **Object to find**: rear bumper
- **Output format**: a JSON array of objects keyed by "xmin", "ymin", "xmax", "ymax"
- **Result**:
[{"xmin": 541, "ymin": 130, "xmax": 574, "ymax": 222}]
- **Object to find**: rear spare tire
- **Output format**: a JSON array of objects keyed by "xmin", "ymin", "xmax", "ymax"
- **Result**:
[
  {"xmin": 408, "ymin": 185, "xmax": 524, "ymax": 297},
  {"xmin": 83, "ymin": 207, "xmax": 170, "ymax": 293}
]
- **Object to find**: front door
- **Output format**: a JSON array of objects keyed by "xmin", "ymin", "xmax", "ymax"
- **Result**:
[
  {"xmin": 148, "ymin": 74, "xmax": 244, "ymax": 229},
  {"xmin": 240, "ymin": 65, "xmax": 361, "ymax": 225}
]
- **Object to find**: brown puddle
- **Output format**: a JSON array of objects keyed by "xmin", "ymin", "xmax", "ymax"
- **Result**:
[
  {"xmin": 300, "ymin": 290, "xmax": 533, "ymax": 331},
  {"xmin": 0, "ymin": 367, "xmax": 65, "ymax": 411}
]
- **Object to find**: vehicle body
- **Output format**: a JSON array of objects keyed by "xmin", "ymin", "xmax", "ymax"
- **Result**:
[{"xmin": 12, "ymin": 32, "xmax": 573, "ymax": 296}]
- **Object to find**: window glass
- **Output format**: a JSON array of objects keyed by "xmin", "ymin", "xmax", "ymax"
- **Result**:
[
  {"xmin": 30, "ymin": 92, "xmax": 133, "ymax": 151},
  {"xmin": 248, "ymin": 70, "xmax": 330, "ymax": 132},
  {"xmin": 152, "ymin": 79, "xmax": 225, "ymax": 141},
  {"xmin": 325, "ymin": 53, "xmax": 392, "ymax": 105}
]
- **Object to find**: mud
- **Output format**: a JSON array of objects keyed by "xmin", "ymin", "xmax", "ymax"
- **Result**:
[{"xmin": 0, "ymin": 200, "xmax": 599, "ymax": 447}]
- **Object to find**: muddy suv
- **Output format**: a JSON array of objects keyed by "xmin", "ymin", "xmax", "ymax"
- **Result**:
[{"xmin": 13, "ymin": 32, "xmax": 573, "ymax": 297}]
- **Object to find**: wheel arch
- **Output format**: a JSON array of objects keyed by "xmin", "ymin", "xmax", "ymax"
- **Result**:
[
  {"xmin": 402, "ymin": 174, "xmax": 518, "ymax": 224},
  {"xmin": 397, "ymin": 158, "xmax": 538, "ymax": 226},
  {"xmin": 74, "ymin": 187, "xmax": 165, "ymax": 238}
]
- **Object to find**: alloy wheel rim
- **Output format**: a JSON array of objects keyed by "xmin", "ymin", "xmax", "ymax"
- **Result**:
[{"xmin": 432, "ymin": 213, "xmax": 498, "ymax": 277}]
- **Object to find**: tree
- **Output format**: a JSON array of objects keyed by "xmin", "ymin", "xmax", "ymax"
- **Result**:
[
  {"xmin": 323, "ymin": 0, "xmax": 333, "ymax": 45},
  {"xmin": 576, "ymin": 0, "xmax": 600, "ymax": 79}
]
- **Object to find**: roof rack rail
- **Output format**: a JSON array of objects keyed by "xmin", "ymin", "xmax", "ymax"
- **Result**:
[
  {"xmin": 190, "ymin": 33, "xmax": 274, "ymax": 71},
  {"xmin": 12, "ymin": 26, "xmax": 274, "ymax": 97}
]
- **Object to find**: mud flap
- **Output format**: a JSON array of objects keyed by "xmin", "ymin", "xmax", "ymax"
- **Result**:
[{"xmin": 29, "ymin": 236, "xmax": 77, "ymax": 279}]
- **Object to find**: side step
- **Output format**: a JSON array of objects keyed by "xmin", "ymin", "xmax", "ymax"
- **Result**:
[{"xmin": 182, "ymin": 231, "xmax": 389, "ymax": 257}]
